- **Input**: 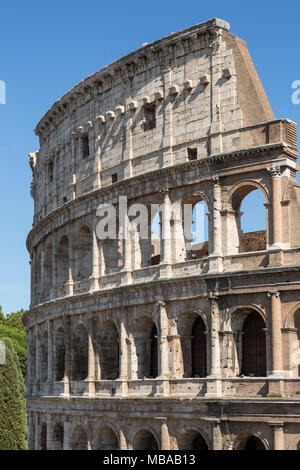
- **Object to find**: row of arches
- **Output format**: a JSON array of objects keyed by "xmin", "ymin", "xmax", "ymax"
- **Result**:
[
  {"xmin": 33, "ymin": 309, "xmax": 269, "ymax": 384},
  {"xmin": 38, "ymin": 421, "xmax": 268, "ymax": 450},
  {"xmin": 35, "ymin": 185, "xmax": 267, "ymax": 299}
]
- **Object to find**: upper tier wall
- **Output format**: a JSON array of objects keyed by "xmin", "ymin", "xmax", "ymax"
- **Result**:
[{"xmin": 29, "ymin": 18, "xmax": 281, "ymax": 224}]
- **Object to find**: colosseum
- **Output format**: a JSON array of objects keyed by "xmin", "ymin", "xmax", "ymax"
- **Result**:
[{"xmin": 24, "ymin": 17, "xmax": 300, "ymax": 450}]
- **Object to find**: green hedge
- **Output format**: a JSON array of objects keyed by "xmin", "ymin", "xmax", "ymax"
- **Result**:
[{"xmin": 0, "ymin": 338, "xmax": 27, "ymax": 450}]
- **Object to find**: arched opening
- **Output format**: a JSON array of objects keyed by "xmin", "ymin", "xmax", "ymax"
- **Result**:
[
  {"xmin": 134, "ymin": 317, "xmax": 158, "ymax": 379},
  {"xmin": 133, "ymin": 430, "xmax": 158, "ymax": 450},
  {"xmin": 55, "ymin": 328, "xmax": 65, "ymax": 381},
  {"xmin": 297, "ymin": 440, "xmax": 300, "ymax": 450},
  {"xmin": 44, "ymin": 243, "xmax": 53, "ymax": 297},
  {"xmin": 97, "ymin": 426, "xmax": 118, "ymax": 450},
  {"xmin": 40, "ymin": 423, "xmax": 47, "ymax": 450},
  {"xmin": 99, "ymin": 321, "xmax": 119, "ymax": 380},
  {"xmin": 71, "ymin": 425, "xmax": 88, "ymax": 450},
  {"xmin": 151, "ymin": 211, "xmax": 161, "ymax": 266},
  {"xmin": 242, "ymin": 312, "xmax": 266, "ymax": 377},
  {"xmin": 150, "ymin": 323, "xmax": 158, "ymax": 379},
  {"xmin": 191, "ymin": 316, "xmax": 207, "ymax": 377},
  {"xmin": 53, "ymin": 422, "xmax": 64, "ymax": 450},
  {"xmin": 179, "ymin": 429, "xmax": 209, "ymax": 450},
  {"xmin": 229, "ymin": 185, "xmax": 267, "ymax": 255},
  {"xmin": 238, "ymin": 435, "xmax": 266, "ymax": 450},
  {"xmin": 36, "ymin": 252, "xmax": 41, "ymax": 295},
  {"xmin": 40, "ymin": 331, "xmax": 48, "ymax": 383},
  {"xmin": 294, "ymin": 311, "xmax": 300, "ymax": 376},
  {"xmin": 57, "ymin": 235, "xmax": 69, "ymax": 287},
  {"xmin": 74, "ymin": 226, "xmax": 92, "ymax": 281},
  {"xmin": 101, "ymin": 215, "xmax": 123, "ymax": 274},
  {"xmin": 72, "ymin": 324, "xmax": 88, "ymax": 381},
  {"xmin": 184, "ymin": 198, "xmax": 209, "ymax": 260}
]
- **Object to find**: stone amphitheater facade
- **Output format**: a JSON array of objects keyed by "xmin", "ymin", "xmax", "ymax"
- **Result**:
[{"xmin": 24, "ymin": 18, "xmax": 300, "ymax": 450}]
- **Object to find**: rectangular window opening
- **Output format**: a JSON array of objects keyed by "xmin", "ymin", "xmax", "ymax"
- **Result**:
[
  {"xmin": 143, "ymin": 103, "xmax": 156, "ymax": 131},
  {"xmin": 48, "ymin": 161, "xmax": 53, "ymax": 182},
  {"xmin": 82, "ymin": 135, "xmax": 90, "ymax": 159},
  {"xmin": 112, "ymin": 173, "xmax": 118, "ymax": 183},
  {"xmin": 187, "ymin": 148, "xmax": 198, "ymax": 161}
]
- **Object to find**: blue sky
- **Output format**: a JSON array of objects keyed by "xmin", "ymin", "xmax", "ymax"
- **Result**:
[{"xmin": 0, "ymin": 0, "xmax": 299, "ymax": 314}]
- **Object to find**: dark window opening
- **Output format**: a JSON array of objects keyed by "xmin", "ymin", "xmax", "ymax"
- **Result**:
[
  {"xmin": 191, "ymin": 316, "xmax": 207, "ymax": 377},
  {"xmin": 187, "ymin": 148, "xmax": 197, "ymax": 161},
  {"xmin": 48, "ymin": 161, "xmax": 53, "ymax": 182},
  {"xmin": 143, "ymin": 103, "xmax": 156, "ymax": 131},
  {"xmin": 150, "ymin": 324, "xmax": 158, "ymax": 378},
  {"xmin": 112, "ymin": 173, "xmax": 118, "ymax": 183},
  {"xmin": 242, "ymin": 312, "xmax": 266, "ymax": 377},
  {"xmin": 82, "ymin": 135, "xmax": 90, "ymax": 159}
]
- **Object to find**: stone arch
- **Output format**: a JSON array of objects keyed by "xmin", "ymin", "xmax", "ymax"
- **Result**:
[
  {"xmin": 71, "ymin": 322, "xmax": 88, "ymax": 380},
  {"xmin": 98, "ymin": 320, "xmax": 119, "ymax": 380},
  {"xmin": 134, "ymin": 316, "xmax": 159, "ymax": 379},
  {"xmin": 284, "ymin": 304, "xmax": 300, "ymax": 377},
  {"xmin": 230, "ymin": 306, "xmax": 267, "ymax": 377},
  {"xmin": 178, "ymin": 427, "xmax": 209, "ymax": 450},
  {"xmin": 182, "ymin": 194, "xmax": 210, "ymax": 260},
  {"xmin": 57, "ymin": 235, "xmax": 69, "ymax": 287},
  {"xmin": 101, "ymin": 213, "xmax": 123, "ymax": 274},
  {"xmin": 55, "ymin": 327, "xmax": 65, "ymax": 381},
  {"xmin": 241, "ymin": 311, "xmax": 266, "ymax": 377},
  {"xmin": 53, "ymin": 421, "xmax": 64, "ymax": 450},
  {"xmin": 40, "ymin": 330, "xmax": 48, "ymax": 383},
  {"xmin": 225, "ymin": 181, "xmax": 269, "ymax": 255},
  {"xmin": 74, "ymin": 225, "xmax": 92, "ymax": 281},
  {"xmin": 96, "ymin": 425, "xmax": 119, "ymax": 450},
  {"xmin": 176, "ymin": 312, "xmax": 208, "ymax": 378},
  {"xmin": 234, "ymin": 433, "xmax": 268, "ymax": 450},
  {"xmin": 40, "ymin": 422, "xmax": 47, "ymax": 450},
  {"xmin": 71, "ymin": 424, "xmax": 88, "ymax": 450},
  {"xmin": 44, "ymin": 243, "xmax": 52, "ymax": 297},
  {"xmin": 132, "ymin": 429, "xmax": 159, "ymax": 450}
]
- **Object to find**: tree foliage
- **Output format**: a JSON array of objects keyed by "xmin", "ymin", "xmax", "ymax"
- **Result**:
[
  {"xmin": 0, "ymin": 338, "xmax": 27, "ymax": 450},
  {"xmin": 0, "ymin": 307, "xmax": 27, "ymax": 378}
]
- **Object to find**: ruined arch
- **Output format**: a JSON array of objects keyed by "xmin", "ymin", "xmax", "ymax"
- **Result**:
[
  {"xmin": 57, "ymin": 235, "xmax": 69, "ymax": 287},
  {"xmin": 71, "ymin": 424, "xmax": 88, "ymax": 450},
  {"xmin": 226, "ymin": 181, "xmax": 269, "ymax": 255},
  {"xmin": 74, "ymin": 225, "xmax": 92, "ymax": 281},
  {"xmin": 96, "ymin": 425, "xmax": 119, "ymax": 450},
  {"xmin": 55, "ymin": 327, "xmax": 65, "ymax": 381},
  {"xmin": 230, "ymin": 306, "xmax": 267, "ymax": 377},
  {"xmin": 182, "ymin": 194, "xmax": 210, "ymax": 260},
  {"xmin": 98, "ymin": 320, "xmax": 119, "ymax": 380},
  {"xmin": 176, "ymin": 312, "xmax": 208, "ymax": 378},
  {"xmin": 178, "ymin": 428, "xmax": 209, "ymax": 450},
  {"xmin": 133, "ymin": 429, "xmax": 159, "ymax": 450},
  {"xmin": 53, "ymin": 421, "xmax": 64, "ymax": 450},
  {"xmin": 44, "ymin": 243, "xmax": 53, "ymax": 297},
  {"xmin": 71, "ymin": 323, "xmax": 88, "ymax": 380},
  {"xmin": 40, "ymin": 330, "xmax": 48, "ymax": 383},
  {"xmin": 235, "ymin": 434, "xmax": 267, "ymax": 450},
  {"xmin": 134, "ymin": 316, "xmax": 159, "ymax": 379},
  {"xmin": 40, "ymin": 422, "xmax": 47, "ymax": 450}
]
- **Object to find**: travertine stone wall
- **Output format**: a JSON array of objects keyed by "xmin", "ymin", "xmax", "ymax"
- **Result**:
[{"xmin": 25, "ymin": 18, "xmax": 300, "ymax": 450}]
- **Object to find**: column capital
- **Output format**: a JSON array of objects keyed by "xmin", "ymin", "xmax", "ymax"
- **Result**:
[
  {"xmin": 267, "ymin": 165, "xmax": 281, "ymax": 178},
  {"xmin": 159, "ymin": 187, "xmax": 169, "ymax": 197},
  {"xmin": 267, "ymin": 421, "xmax": 284, "ymax": 428},
  {"xmin": 212, "ymin": 176, "xmax": 221, "ymax": 186},
  {"xmin": 267, "ymin": 290, "xmax": 280, "ymax": 298}
]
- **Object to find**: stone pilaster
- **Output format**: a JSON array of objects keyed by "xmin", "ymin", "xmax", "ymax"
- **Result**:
[
  {"xmin": 268, "ymin": 291, "xmax": 283, "ymax": 377},
  {"xmin": 160, "ymin": 189, "xmax": 172, "ymax": 277},
  {"xmin": 268, "ymin": 421, "xmax": 285, "ymax": 450}
]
